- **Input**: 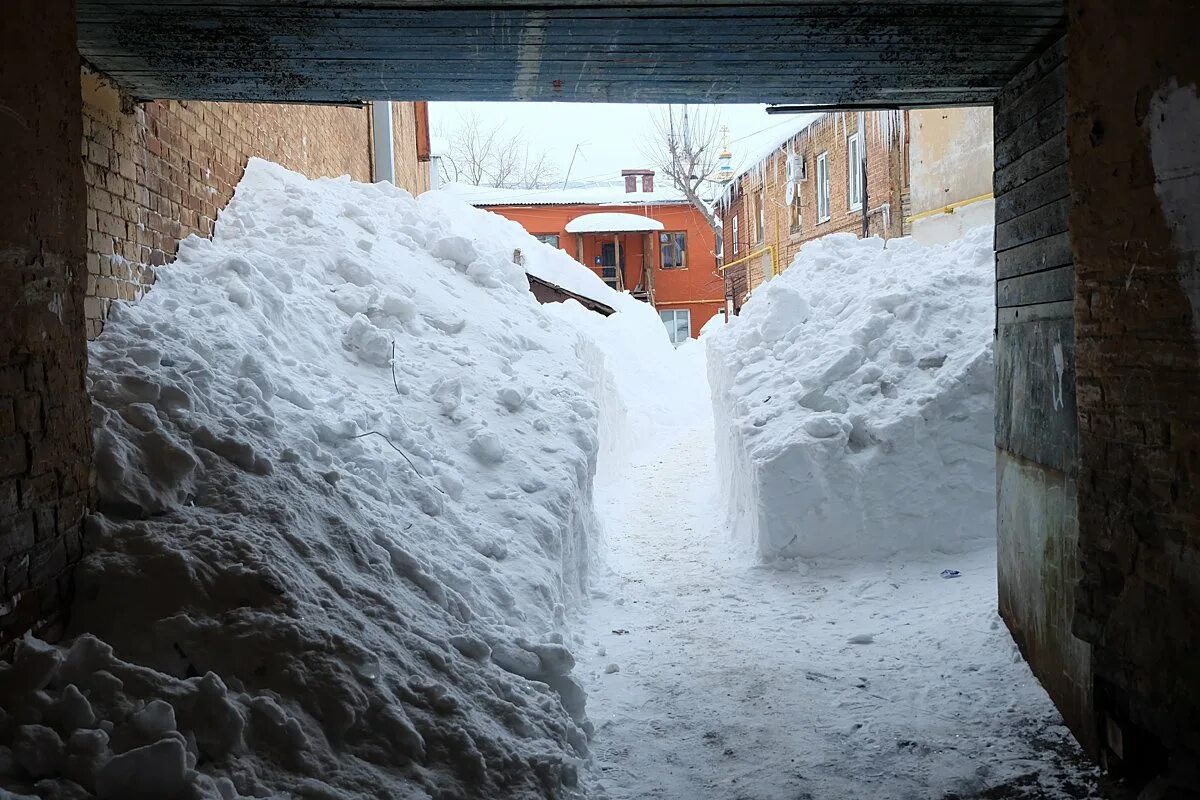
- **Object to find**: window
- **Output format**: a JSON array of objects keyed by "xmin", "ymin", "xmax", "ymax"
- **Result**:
[
  {"xmin": 732, "ymin": 215, "xmax": 740, "ymax": 255},
  {"xmin": 659, "ymin": 308, "xmax": 691, "ymax": 345},
  {"xmin": 535, "ymin": 233, "xmax": 560, "ymax": 248},
  {"xmin": 660, "ymin": 232, "xmax": 687, "ymax": 269},
  {"xmin": 816, "ymin": 151, "xmax": 831, "ymax": 223},
  {"xmin": 847, "ymin": 131, "xmax": 863, "ymax": 212},
  {"xmin": 754, "ymin": 191, "xmax": 766, "ymax": 244}
]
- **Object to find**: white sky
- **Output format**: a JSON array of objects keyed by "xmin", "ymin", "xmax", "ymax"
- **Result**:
[{"xmin": 429, "ymin": 102, "xmax": 818, "ymax": 186}]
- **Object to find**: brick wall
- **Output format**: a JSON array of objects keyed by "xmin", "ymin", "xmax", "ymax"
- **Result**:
[
  {"xmin": 81, "ymin": 67, "xmax": 429, "ymax": 337},
  {"xmin": 1, "ymin": 0, "xmax": 92, "ymax": 643},
  {"xmin": 992, "ymin": 36, "xmax": 1095, "ymax": 758},
  {"xmin": 1068, "ymin": 0, "xmax": 1200, "ymax": 779},
  {"xmin": 718, "ymin": 111, "xmax": 909, "ymax": 304}
]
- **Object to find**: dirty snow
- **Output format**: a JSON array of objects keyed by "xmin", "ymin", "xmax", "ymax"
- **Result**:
[
  {"xmin": 707, "ymin": 228, "xmax": 997, "ymax": 560},
  {"xmin": 580, "ymin": 393, "xmax": 1101, "ymax": 799}
]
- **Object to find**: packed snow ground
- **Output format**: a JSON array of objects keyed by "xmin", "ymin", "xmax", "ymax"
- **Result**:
[{"xmin": 580, "ymin": 343, "xmax": 1102, "ymax": 800}]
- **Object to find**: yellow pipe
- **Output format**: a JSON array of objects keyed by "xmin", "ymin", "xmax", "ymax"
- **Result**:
[
  {"xmin": 906, "ymin": 192, "xmax": 994, "ymax": 224},
  {"xmin": 718, "ymin": 244, "xmax": 777, "ymax": 277}
]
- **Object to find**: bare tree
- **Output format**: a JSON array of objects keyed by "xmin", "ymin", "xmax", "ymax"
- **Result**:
[
  {"xmin": 641, "ymin": 105, "xmax": 724, "ymax": 235},
  {"xmin": 436, "ymin": 111, "xmax": 559, "ymax": 189},
  {"xmin": 519, "ymin": 146, "xmax": 558, "ymax": 190}
]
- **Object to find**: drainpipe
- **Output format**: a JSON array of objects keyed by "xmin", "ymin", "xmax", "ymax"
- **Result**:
[
  {"xmin": 370, "ymin": 101, "xmax": 395, "ymax": 184},
  {"xmin": 859, "ymin": 110, "xmax": 869, "ymax": 239}
]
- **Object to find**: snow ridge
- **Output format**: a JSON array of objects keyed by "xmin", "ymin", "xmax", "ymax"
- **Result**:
[{"xmin": 0, "ymin": 160, "xmax": 634, "ymax": 799}]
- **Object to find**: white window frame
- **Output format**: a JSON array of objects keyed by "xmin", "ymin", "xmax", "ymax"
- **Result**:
[
  {"xmin": 816, "ymin": 151, "xmax": 831, "ymax": 223},
  {"xmin": 732, "ymin": 215, "xmax": 740, "ymax": 255},
  {"xmin": 847, "ymin": 131, "xmax": 864, "ymax": 212},
  {"xmin": 659, "ymin": 308, "xmax": 692, "ymax": 345},
  {"xmin": 535, "ymin": 233, "xmax": 561, "ymax": 248}
]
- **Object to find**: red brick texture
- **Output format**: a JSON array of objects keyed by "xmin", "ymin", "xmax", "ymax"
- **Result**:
[
  {"xmin": 1068, "ymin": 0, "xmax": 1200, "ymax": 773},
  {"xmin": 718, "ymin": 111, "xmax": 910, "ymax": 307},
  {"xmin": 81, "ymin": 68, "xmax": 429, "ymax": 338},
  {"xmin": 1, "ymin": 0, "xmax": 92, "ymax": 643}
]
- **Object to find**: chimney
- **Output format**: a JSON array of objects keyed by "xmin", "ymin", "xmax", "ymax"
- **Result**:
[{"xmin": 621, "ymin": 168, "xmax": 655, "ymax": 194}]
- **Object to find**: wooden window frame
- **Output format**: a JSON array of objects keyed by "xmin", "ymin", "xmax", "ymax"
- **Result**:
[{"xmin": 660, "ymin": 231, "xmax": 688, "ymax": 269}]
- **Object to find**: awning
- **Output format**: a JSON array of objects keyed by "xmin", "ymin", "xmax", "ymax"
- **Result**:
[{"xmin": 564, "ymin": 212, "xmax": 665, "ymax": 234}]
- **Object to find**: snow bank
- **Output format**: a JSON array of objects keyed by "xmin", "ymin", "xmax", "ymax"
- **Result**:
[
  {"xmin": 707, "ymin": 228, "xmax": 996, "ymax": 560},
  {"xmin": 422, "ymin": 189, "xmax": 627, "ymax": 313},
  {"xmin": 421, "ymin": 190, "xmax": 696, "ymax": 480},
  {"xmin": 0, "ymin": 159, "xmax": 637, "ymax": 799}
]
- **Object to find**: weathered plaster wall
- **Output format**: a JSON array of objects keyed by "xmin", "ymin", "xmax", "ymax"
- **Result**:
[
  {"xmin": 908, "ymin": 107, "xmax": 995, "ymax": 246},
  {"xmin": 0, "ymin": 0, "xmax": 92, "ymax": 643},
  {"xmin": 1068, "ymin": 0, "xmax": 1200, "ymax": 780},
  {"xmin": 910, "ymin": 107, "xmax": 995, "ymax": 213},
  {"xmin": 993, "ymin": 36, "xmax": 1096, "ymax": 756}
]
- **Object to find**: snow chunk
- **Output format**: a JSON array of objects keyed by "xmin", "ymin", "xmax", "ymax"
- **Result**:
[{"xmin": 708, "ymin": 228, "xmax": 996, "ymax": 560}]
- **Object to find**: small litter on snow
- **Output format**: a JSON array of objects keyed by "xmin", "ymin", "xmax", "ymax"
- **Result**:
[{"xmin": 941, "ymin": 569, "xmax": 962, "ymax": 579}]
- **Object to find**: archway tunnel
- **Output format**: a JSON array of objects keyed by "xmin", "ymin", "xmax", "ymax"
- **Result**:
[{"xmin": 2, "ymin": 0, "xmax": 1197, "ymax": 795}]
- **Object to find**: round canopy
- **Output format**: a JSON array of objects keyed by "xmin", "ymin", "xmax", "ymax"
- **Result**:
[{"xmin": 564, "ymin": 212, "xmax": 665, "ymax": 234}]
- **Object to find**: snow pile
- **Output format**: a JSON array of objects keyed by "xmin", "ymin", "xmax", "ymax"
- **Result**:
[
  {"xmin": 421, "ymin": 190, "xmax": 695, "ymax": 479},
  {"xmin": 422, "ymin": 189, "xmax": 625, "ymax": 312},
  {"xmin": 707, "ymin": 227, "xmax": 996, "ymax": 560},
  {"xmin": 0, "ymin": 159, "xmax": 646, "ymax": 799}
]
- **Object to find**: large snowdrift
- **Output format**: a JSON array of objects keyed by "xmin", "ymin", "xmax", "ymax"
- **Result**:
[
  {"xmin": 0, "ymin": 160, "xmax": 670, "ymax": 799},
  {"xmin": 707, "ymin": 228, "xmax": 995, "ymax": 560}
]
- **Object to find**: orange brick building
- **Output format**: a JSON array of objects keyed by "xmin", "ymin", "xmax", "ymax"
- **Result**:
[
  {"xmin": 457, "ymin": 171, "xmax": 724, "ymax": 342},
  {"xmin": 717, "ymin": 111, "xmax": 910, "ymax": 311}
]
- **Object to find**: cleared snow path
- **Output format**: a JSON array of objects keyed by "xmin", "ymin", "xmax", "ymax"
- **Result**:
[{"xmin": 579, "ymin": 383, "xmax": 1101, "ymax": 800}]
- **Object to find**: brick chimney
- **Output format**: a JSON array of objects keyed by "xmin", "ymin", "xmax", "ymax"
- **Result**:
[{"xmin": 621, "ymin": 168, "xmax": 655, "ymax": 194}]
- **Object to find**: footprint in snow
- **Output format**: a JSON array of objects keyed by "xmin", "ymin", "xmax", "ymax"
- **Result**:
[{"xmin": 847, "ymin": 633, "xmax": 875, "ymax": 645}]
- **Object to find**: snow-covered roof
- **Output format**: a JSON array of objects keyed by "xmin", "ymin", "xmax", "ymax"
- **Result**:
[
  {"xmin": 442, "ymin": 181, "xmax": 688, "ymax": 207},
  {"xmin": 726, "ymin": 112, "xmax": 825, "ymax": 187},
  {"xmin": 564, "ymin": 212, "xmax": 666, "ymax": 234}
]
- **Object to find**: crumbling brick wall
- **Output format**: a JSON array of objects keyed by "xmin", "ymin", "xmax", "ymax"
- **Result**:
[
  {"xmin": 1068, "ymin": 0, "xmax": 1200, "ymax": 779},
  {"xmin": 717, "ymin": 111, "xmax": 908, "ymax": 304},
  {"xmin": 1, "ymin": 0, "xmax": 92, "ymax": 643},
  {"xmin": 81, "ymin": 67, "xmax": 429, "ymax": 337}
]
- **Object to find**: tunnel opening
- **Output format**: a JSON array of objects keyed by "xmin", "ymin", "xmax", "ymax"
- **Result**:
[{"xmin": 3, "ymin": 1, "xmax": 1199, "ymax": 798}]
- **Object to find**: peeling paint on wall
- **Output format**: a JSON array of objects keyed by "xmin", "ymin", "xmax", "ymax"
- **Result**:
[{"xmin": 1147, "ymin": 80, "xmax": 1200, "ymax": 342}]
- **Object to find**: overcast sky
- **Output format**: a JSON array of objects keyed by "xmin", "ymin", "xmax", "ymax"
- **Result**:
[{"xmin": 429, "ymin": 102, "xmax": 817, "ymax": 186}]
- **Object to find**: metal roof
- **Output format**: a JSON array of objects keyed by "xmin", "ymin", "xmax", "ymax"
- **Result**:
[{"xmin": 77, "ymin": 1, "xmax": 1065, "ymax": 106}]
